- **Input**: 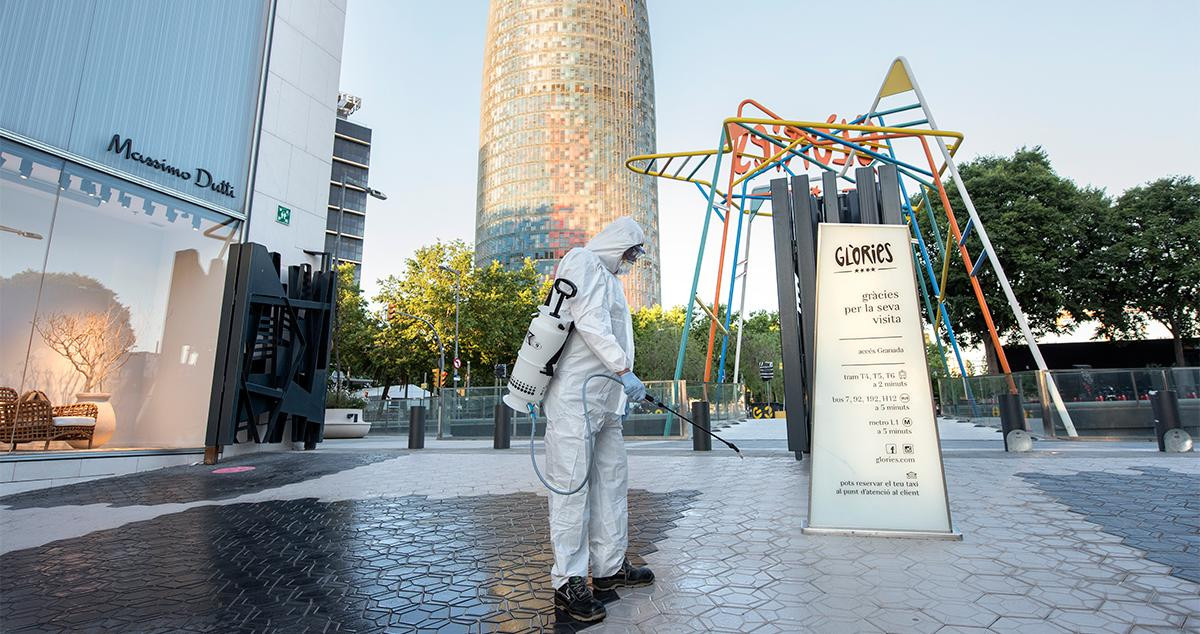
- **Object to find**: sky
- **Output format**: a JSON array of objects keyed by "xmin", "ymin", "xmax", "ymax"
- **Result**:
[{"xmin": 340, "ymin": 0, "xmax": 1199, "ymax": 330}]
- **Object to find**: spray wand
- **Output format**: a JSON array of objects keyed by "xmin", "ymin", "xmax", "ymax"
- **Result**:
[{"xmin": 643, "ymin": 395, "xmax": 744, "ymax": 459}]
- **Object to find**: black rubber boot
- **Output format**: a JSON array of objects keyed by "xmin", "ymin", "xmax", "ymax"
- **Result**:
[
  {"xmin": 592, "ymin": 559, "xmax": 655, "ymax": 591},
  {"xmin": 554, "ymin": 576, "xmax": 606, "ymax": 622}
]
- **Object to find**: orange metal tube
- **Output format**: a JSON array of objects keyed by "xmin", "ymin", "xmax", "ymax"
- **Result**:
[
  {"xmin": 917, "ymin": 137, "xmax": 1017, "ymax": 393},
  {"xmin": 703, "ymin": 124, "xmax": 742, "ymax": 383},
  {"xmin": 702, "ymin": 100, "xmax": 805, "ymax": 382},
  {"xmin": 700, "ymin": 101, "xmax": 782, "ymax": 382},
  {"xmin": 701, "ymin": 100, "xmax": 795, "ymax": 382}
]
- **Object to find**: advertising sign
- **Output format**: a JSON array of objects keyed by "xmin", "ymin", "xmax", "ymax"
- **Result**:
[{"xmin": 805, "ymin": 223, "xmax": 958, "ymax": 538}]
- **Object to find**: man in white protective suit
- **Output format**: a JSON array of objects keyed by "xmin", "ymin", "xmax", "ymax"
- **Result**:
[{"xmin": 543, "ymin": 216, "xmax": 655, "ymax": 622}]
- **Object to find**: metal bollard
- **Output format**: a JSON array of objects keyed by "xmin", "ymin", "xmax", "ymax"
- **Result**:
[
  {"xmin": 1151, "ymin": 390, "xmax": 1193, "ymax": 452},
  {"xmin": 408, "ymin": 405, "xmax": 425, "ymax": 449},
  {"xmin": 493, "ymin": 403, "xmax": 512, "ymax": 449},
  {"xmin": 692, "ymin": 401, "xmax": 711, "ymax": 451},
  {"xmin": 998, "ymin": 393, "xmax": 1032, "ymax": 452}
]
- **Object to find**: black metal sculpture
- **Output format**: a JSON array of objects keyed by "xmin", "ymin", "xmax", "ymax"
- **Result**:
[
  {"xmin": 769, "ymin": 165, "xmax": 904, "ymax": 459},
  {"xmin": 205, "ymin": 243, "xmax": 335, "ymax": 462}
]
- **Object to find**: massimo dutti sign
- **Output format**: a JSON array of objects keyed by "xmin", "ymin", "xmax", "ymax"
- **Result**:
[{"xmin": 106, "ymin": 134, "xmax": 236, "ymax": 198}]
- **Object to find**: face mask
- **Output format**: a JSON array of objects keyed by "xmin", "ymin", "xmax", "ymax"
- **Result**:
[{"xmin": 616, "ymin": 260, "xmax": 633, "ymax": 275}]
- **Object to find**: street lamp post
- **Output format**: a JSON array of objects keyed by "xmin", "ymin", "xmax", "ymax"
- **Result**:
[
  {"xmin": 332, "ymin": 175, "xmax": 386, "ymax": 395},
  {"xmin": 439, "ymin": 264, "xmax": 462, "ymax": 388},
  {"xmin": 395, "ymin": 310, "xmax": 446, "ymax": 439}
]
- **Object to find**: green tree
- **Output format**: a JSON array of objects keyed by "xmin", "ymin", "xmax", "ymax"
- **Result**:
[
  {"xmin": 925, "ymin": 331, "xmax": 949, "ymax": 401},
  {"xmin": 732, "ymin": 310, "xmax": 785, "ymax": 403},
  {"xmin": 631, "ymin": 304, "xmax": 733, "ymax": 383},
  {"xmin": 630, "ymin": 305, "xmax": 784, "ymax": 401},
  {"xmin": 461, "ymin": 259, "xmax": 545, "ymax": 379},
  {"xmin": 924, "ymin": 331, "xmax": 949, "ymax": 379},
  {"xmin": 331, "ymin": 263, "xmax": 376, "ymax": 390},
  {"xmin": 631, "ymin": 305, "xmax": 695, "ymax": 381},
  {"xmin": 916, "ymin": 147, "xmax": 1109, "ymax": 373},
  {"xmin": 374, "ymin": 241, "xmax": 471, "ymax": 391},
  {"xmin": 1086, "ymin": 176, "xmax": 1200, "ymax": 366},
  {"xmin": 373, "ymin": 240, "xmax": 543, "ymax": 391}
]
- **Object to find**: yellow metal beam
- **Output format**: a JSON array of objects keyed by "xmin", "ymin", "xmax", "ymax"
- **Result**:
[
  {"xmin": 694, "ymin": 294, "xmax": 729, "ymax": 335},
  {"xmin": 626, "ymin": 118, "xmax": 968, "ymax": 220}
]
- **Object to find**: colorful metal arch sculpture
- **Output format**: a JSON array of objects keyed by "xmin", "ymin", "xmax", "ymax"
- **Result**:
[{"xmin": 626, "ymin": 57, "xmax": 1077, "ymax": 436}]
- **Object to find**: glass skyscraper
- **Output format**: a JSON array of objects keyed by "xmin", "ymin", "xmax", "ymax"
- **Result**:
[{"xmin": 475, "ymin": 0, "xmax": 661, "ymax": 309}]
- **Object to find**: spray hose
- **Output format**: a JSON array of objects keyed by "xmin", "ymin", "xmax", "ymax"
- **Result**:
[
  {"xmin": 525, "ymin": 374, "xmax": 745, "ymax": 496},
  {"xmin": 525, "ymin": 373, "xmax": 620, "ymax": 496}
]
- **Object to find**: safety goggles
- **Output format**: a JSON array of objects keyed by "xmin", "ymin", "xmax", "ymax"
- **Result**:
[{"xmin": 622, "ymin": 244, "xmax": 645, "ymax": 263}]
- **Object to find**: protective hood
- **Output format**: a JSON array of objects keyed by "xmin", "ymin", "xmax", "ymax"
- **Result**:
[{"xmin": 585, "ymin": 216, "xmax": 645, "ymax": 273}]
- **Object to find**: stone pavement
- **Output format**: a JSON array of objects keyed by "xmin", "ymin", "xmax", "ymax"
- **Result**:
[{"xmin": 0, "ymin": 419, "xmax": 1197, "ymax": 633}]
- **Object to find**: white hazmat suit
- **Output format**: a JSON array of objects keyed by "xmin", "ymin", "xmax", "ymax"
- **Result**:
[{"xmin": 543, "ymin": 216, "xmax": 644, "ymax": 589}]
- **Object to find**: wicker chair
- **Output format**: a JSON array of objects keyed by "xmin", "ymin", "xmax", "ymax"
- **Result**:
[{"xmin": 0, "ymin": 388, "xmax": 98, "ymax": 450}]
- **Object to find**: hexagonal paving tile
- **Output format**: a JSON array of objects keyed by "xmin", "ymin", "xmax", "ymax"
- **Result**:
[{"xmin": 0, "ymin": 490, "xmax": 696, "ymax": 632}]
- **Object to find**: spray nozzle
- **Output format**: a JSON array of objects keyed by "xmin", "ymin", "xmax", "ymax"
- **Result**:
[{"xmin": 642, "ymin": 395, "xmax": 744, "ymax": 458}]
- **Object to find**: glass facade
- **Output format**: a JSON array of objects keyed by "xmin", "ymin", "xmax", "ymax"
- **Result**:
[
  {"xmin": 1, "ymin": 139, "xmax": 241, "ymax": 450},
  {"xmin": 0, "ymin": 0, "xmax": 269, "ymax": 455},
  {"xmin": 0, "ymin": 0, "xmax": 269, "ymax": 214},
  {"xmin": 327, "ymin": 117, "xmax": 373, "ymax": 283},
  {"xmin": 475, "ymin": 0, "xmax": 661, "ymax": 309}
]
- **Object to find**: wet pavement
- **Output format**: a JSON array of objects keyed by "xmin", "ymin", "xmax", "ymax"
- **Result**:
[
  {"xmin": 0, "ymin": 451, "xmax": 402, "ymax": 509},
  {"xmin": 1019, "ymin": 466, "xmax": 1200, "ymax": 584},
  {"xmin": 1, "ymin": 418, "xmax": 1198, "ymax": 632},
  {"xmin": 1, "ymin": 490, "xmax": 693, "ymax": 632}
]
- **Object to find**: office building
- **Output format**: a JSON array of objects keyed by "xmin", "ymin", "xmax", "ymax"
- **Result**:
[
  {"xmin": 475, "ymin": 0, "xmax": 661, "ymax": 309},
  {"xmin": 326, "ymin": 93, "xmax": 375, "ymax": 284}
]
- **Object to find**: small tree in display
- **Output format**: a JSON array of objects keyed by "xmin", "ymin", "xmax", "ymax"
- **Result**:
[{"xmin": 36, "ymin": 306, "xmax": 134, "ymax": 393}]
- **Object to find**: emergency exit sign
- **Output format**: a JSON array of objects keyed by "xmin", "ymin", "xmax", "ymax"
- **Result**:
[{"xmin": 276, "ymin": 205, "xmax": 291, "ymax": 225}]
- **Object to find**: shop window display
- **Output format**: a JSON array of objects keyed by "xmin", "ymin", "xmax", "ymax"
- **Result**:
[{"xmin": 0, "ymin": 140, "xmax": 241, "ymax": 452}]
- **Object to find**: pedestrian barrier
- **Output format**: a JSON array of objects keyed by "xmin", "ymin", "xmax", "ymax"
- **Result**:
[
  {"xmin": 691, "ymin": 401, "xmax": 711, "ymax": 451},
  {"xmin": 493, "ymin": 403, "xmax": 511, "ymax": 450},
  {"xmin": 939, "ymin": 367, "xmax": 1200, "ymax": 440},
  {"xmin": 407, "ymin": 406, "xmax": 425, "ymax": 449},
  {"xmin": 1150, "ymin": 390, "xmax": 1193, "ymax": 452},
  {"xmin": 361, "ymin": 381, "xmax": 746, "ymax": 440}
]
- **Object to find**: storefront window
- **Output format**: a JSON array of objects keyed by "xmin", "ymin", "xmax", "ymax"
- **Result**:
[{"xmin": 0, "ymin": 140, "xmax": 241, "ymax": 451}]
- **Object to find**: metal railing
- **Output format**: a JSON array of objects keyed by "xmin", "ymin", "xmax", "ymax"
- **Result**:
[
  {"xmin": 361, "ymin": 395, "xmax": 435, "ymax": 434},
  {"xmin": 685, "ymin": 382, "xmax": 748, "ymax": 427},
  {"xmin": 938, "ymin": 367, "xmax": 1199, "ymax": 439},
  {"xmin": 360, "ymin": 380, "xmax": 749, "ymax": 440}
]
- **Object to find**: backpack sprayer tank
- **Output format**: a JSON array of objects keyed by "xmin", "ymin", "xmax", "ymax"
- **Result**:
[{"xmin": 503, "ymin": 278, "xmax": 578, "ymax": 412}]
